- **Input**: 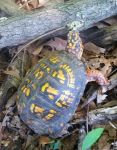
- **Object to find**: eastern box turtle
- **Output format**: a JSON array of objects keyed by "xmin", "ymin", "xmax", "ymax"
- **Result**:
[{"xmin": 17, "ymin": 22, "xmax": 108, "ymax": 138}]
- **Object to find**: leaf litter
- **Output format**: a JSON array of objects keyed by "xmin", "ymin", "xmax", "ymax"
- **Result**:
[{"xmin": 0, "ymin": 2, "xmax": 117, "ymax": 149}]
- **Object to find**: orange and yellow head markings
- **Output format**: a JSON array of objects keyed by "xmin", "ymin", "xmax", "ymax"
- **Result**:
[
  {"xmin": 67, "ymin": 31, "xmax": 79, "ymax": 49},
  {"xmin": 67, "ymin": 30, "xmax": 83, "ymax": 59},
  {"xmin": 30, "ymin": 103, "xmax": 45, "ymax": 113},
  {"xmin": 21, "ymin": 85, "xmax": 31, "ymax": 97},
  {"xmin": 49, "ymin": 56, "xmax": 60, "ymax": 64}
]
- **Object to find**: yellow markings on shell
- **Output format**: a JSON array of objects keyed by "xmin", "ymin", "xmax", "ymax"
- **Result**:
[
  {"xmin": 30, "ymin": 103, "xmax": 35, "ymax": 113},
  {"xmin": 34, "ymin": 69, "xmax": 44, "ymax": 79},
  {"xmin": 61, "ymin": 101, "xmax": 67, "ymax": 106},
  {"xmin": 41, "ymin": 83, "xmax": 59, "ymax": 101},
  {"xmin": 52, "ymin": 71, "xmax": 57, "ymax": 77},
  {"xmin": 21, "ymin": 85, "xmax": 31, "ymax": 96},
  {"xmin": 40, "ymin": 63, "xmax": 51, "ymax": 73},
  {"xmin": 55, "ymin": 101, "xmax": 62, "ymax": 107},
  {"xmin": 47, "ymin": 67, "xmax": 50, "ymax": 72},
  {"xmin": 26, "ymin": 79, "xmax": 31, "ymax": 83},
  {"xmin": 55, "ymin": 90, "xmax": 74, "ymax": 108},
  {"xmin": 49, "ymin": 56, "xmax": 60, "ymax": 64},
  {"xmin": 45, "ymin": 109, "xmax": 57, "ymax": 120},
  {"xmin": 25, "ymin": 88, "xmax": 30, "ymax": 96},
  {"xmin": 47, "ymin": 86, "xmax": 58, "ymax": 95},
  {"xmin": 57, "ymin": 70, "xmax": 65, "ymax": 81},
  {"xmin": 35, "ymin": 106, "xmax": 44, "ymax": 113},
  {"xmin": 48, "ymin": 94, "xmax": 54, "ymax": 100},
  {"xmin": 52, "ymin": 70, "xmax": 65, "ymax": 84},
  {"xmin": 45, "ymin": 113, "xmax": 54, "ymax": 120},
  {"xmin": 30, "ymin": 103, "xmax": 44, "ymax": 113},
  {"xmin": 41, "ymin": 82, "xmax": 49, "ymax": 92},
  {"xmin": 21, "ymin": 85, "xmax": 26, "ymax": 91},
  {"xmin": 49, "ymin": 109, "xmax": 56, "ymax": 114},
  {"xmin": 60, "ymin": 64, "xmax": 75, "ymax": 88},
  {"xmin": 41, "ymin": 82, "xmax": 58, "ymax": 95}
]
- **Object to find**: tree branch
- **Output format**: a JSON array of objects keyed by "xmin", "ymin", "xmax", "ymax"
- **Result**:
[{"xmin": 0, "ymin": 0, "xmax": 117, "ymax": 48}]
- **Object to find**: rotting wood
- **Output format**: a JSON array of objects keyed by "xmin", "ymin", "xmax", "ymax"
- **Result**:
[{"xmin": 0, "ymin": 0, "xmax": 117, "ymax": 49}]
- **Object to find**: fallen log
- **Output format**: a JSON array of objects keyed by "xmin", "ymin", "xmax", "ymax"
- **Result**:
[{"xmin": 0, "ymin": 0, "xmax": 117, "ymax": 49}]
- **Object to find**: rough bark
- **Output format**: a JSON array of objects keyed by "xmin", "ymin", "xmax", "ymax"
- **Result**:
[
  {"xmin": 0, "ymin": 0, "xmax": 117, "ymax": 49},
  {"xmin": 0, "ymin": 0, "xmax": 22, "ymax": 17}
]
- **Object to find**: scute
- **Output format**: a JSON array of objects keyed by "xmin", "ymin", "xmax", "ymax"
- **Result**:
[{"xmin": 17, "ymin": 51, "xmax": 86, "ymax": 138}]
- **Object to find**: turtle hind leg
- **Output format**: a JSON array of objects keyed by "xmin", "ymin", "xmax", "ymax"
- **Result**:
[{"xmin": 86, "ymin": 68, "xmax": 109, "ymax": 86}]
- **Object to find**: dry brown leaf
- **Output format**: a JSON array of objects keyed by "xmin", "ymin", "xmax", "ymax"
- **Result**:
[
  {"xmin": 39, "ymin": 136, "xmax": 54, "ymax": 145},
  {"xmin": 30, "ymin": 0, "xmax": 39, "ymax": 9},
  {"xmin": 84, "ymin": 42, "xmax": 106, "ymax": 54},
  {"xmin": 17, "ymin": 0, "xmax": 39, "ymax": 10},
  {"xmin": 86, "ymin": 56, "xmax": 112, "ymax": 76},
  {"xmin": 17, "ymin": 0, "xmax": 51, "ymax": 10},
  {"xmin": 97, "ymin": 133, "xmax": 109, "ymax": 150},
  {"xmin": 32, "ymin": 45, "xmax": 43, "ymax": 56},
  {"xmin": 38, "ymin": 0, "xmax": 50, "ymax": 7}
]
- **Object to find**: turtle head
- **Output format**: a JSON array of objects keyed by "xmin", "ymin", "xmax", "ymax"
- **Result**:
[{"xmin": 66, "ymin": 21, "xmax": 83, "ymax": 60}]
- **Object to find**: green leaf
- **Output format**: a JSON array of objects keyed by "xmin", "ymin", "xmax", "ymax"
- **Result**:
[{"xmin": 82, "ymin": 128, "xmax": 104, "ymax": 150}]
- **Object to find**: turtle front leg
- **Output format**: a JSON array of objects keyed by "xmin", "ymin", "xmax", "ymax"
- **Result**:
[{"xmin": 86, "ymin": 68, "xmax": 109, "ymax": 92}]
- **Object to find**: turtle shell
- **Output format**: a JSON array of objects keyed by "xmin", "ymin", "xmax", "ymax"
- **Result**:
[{"xmin": 17, "ymin": 51, "xmax": 86, "ymax": 138}]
